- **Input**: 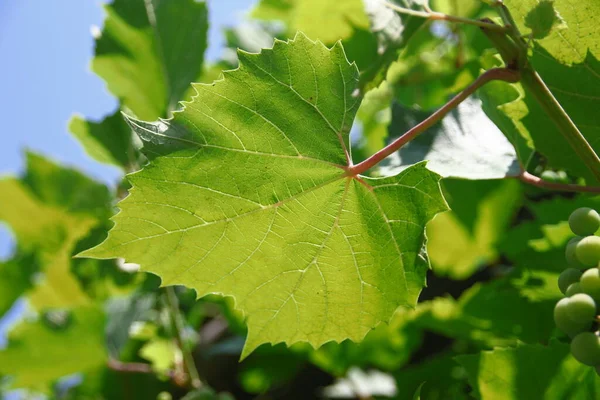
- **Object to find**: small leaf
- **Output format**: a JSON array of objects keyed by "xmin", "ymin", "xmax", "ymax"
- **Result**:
[
  {"xmin": 69, "ymin": 111, "xmax": 139, "ymax": 170},
  {"xmin": 81, "ymin": 34, "xmax": 448, "ymax": 357},
  {"xmin": 140, "ymin": 338, "xmax": 178, "ymax": 374}
]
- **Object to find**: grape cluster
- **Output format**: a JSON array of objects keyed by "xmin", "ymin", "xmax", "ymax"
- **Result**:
[{"xmin": 554, "ymin": 207, "xmax": 600, "ymax": 372}]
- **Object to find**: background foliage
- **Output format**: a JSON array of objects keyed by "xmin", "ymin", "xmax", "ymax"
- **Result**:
[{"xmin": 0, "ymin": 0, "xmax": 598, "ymax": 399}]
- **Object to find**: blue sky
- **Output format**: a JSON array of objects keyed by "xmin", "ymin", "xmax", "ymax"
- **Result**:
[{"xmin": 0, "ymin": 0, "xmax": 255, "ymax": 345}]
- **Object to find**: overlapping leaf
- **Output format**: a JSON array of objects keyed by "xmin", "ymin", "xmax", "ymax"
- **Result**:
[
  {"xmin": 81, "ymin": 34, "xmax": 448, "ymax": 357},
  {"xmin": 482, "ymin": 1, "xmax": 600, "ymax": 181},
  {"xmin": 93, "ymin": 0, "xmax": 209, "ymax": 120}
]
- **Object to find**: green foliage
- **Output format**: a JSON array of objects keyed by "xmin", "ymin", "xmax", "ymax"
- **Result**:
[
  {"xmin": 457, "ymin": 341, "xmax": 600, "ymax": 399},
  {"xmin": 2, "ymin": 0, "xmax": 600, "ymax": 398},
  {"xmin": 0, "ymin": 306, "xmax": 106, "ymax": 391},
  {"xmin": 93, "ymin": 0, "xmax": 209, "ymax": 120},
  {"xmin": 69, "ymin": 111, "xmax": 139, "ymax": 169}
]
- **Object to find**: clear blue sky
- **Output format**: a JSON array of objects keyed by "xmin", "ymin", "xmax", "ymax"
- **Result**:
[{"xmin": 0, "ymin": 0, "xmax": 255, "ymax": 344}]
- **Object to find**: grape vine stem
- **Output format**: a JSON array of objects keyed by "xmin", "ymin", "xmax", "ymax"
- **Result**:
[
  {"xmin": 383, "ymin": 1, "xmax": 508, "ymax": 32},
  {"xmin": 165, "ymin": 287, "xmax": 202, "ymax": 389},
  {"xmin": 346, "ymin": 67, "xmax": 520, "ymax": 176},
  {"xmin": 517, "ymin": 171, "xmax": 600, "ymax": 194}
]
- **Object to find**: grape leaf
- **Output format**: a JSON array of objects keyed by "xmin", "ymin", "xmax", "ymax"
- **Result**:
[
  {"xmin": 426, "ymin": 179, "xmax": 522, "ymax": 279},
  {"xmin": 380, "ymin": 97, "xmax": 520, "ymax": 179},
  {"xmin": 69, "ymin": 110, "xmax": 139, "ymax": 169},
  {"xmin": 524, "ymin": 1, "xmax": 564, "ymax": 39},
  {"xmin": 0, "ymin": 306, "xmax": 106, "ymax": 392},
  {"xmin": 456, "ymin": 341, "xmax": 600, "ymax": 400},
  {"xmin": 504, "ymin": 0, "xmax": 599, "ymax": 65},
  {"xmin": 482, "ymin": 0, "xmax": 600, "ymax": 182},
  {"xmin": 80, "ymin": 34, "xmax": 448, "ymax": 357},
  {"xmin": 252, "ymin": 0, "xmax": 370, "ymax": 45},
  {"xmin": 93, "ymin": 0, "xmax": 209, "ymax": 120}
]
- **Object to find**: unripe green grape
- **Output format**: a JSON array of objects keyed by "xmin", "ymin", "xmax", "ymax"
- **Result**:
[
  {"xmin": 541, "ymin": 170, "xmax": 559, "ymax": 182},
  {"xmin": 581, "ymin": 268, "xmax": 600, "ymax": 300},
  {"xmin": 566, "ymin": 237, "xmax": 586, "ymax": 269},
  {"xmin": 575, "ymin": 236, "xmax": 600, "ymax": 266},
  {"xmin": 565, "ymin": 293, "xmax": 596, "ymax": 324},
  {"xmin": 571, "ymin": 332, "xmax": 600, "ymax": 366},
  {"xmin": 558, "ymin": 268, "xmax": 583, "ymax": 294},
  {"xmin": 569, "ymin": 207, "xmax": 600, "ymax": 236},
  {"xmin": 554, "ymin": 298, "xmax": 591, "ymax": 337},
  {"xmin": 566, "ymin": 282, "xmax": 584, "ymax": 297}
]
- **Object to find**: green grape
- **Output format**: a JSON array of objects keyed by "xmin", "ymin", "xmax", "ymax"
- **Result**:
[
  {"xmin": 596, "ymin": 365, "xmax": 600, "ymax": 377},
  {"xmin": 575, "ymin": 236, "xmax": 600, "ymax": 266},
  {"xmin": 566, "ymin": 282, "xmax": 584, "ymax": 297},
  {"xmin": 558, "ymin": 268, "xmax": 583, "ymax": 294},
  {"xmin": 554, "ymin": 298, "xmax": 591, "ymax": 337},
  {"xmin": 571, "ymin": 332, "xmax": 600, "ymax": 366},
  {"xmin": 569, "ymin": 207, "xmax": 600, "ymax": 236},
  {"xmin": 581, "ymin": 268, "xmax": 600, "ymax": 300},
  {"xmin": 566, "ymin": 237, "xmax": 586, "ymax": 269},
  {"xmin": 565, "ymin": 293, "xmax": 597, "ymax": 324}
]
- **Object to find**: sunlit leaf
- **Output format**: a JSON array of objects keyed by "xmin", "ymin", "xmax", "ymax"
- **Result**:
[{"xmin": 81, "ymin": 34, "xmax": 447, "ymax": 357}]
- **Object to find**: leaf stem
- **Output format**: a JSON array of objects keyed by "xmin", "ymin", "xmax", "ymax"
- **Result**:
[
  {"xmin": 517, "ymin": 171, "xmax": 600, "ymax": 194},
  {"xmin": 383, "ymin": 1, "xmax": 508, "ymax": 32},
  {"xmin": 165, "ymin": 287, "xmax": 202, "ymax": 389},
  {"xmin": 347, "ymin": 68, "xmax": 519, "ymax": 176}
]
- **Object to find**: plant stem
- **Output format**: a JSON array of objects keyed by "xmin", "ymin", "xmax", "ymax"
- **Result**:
[
  {"xmin": 519, "ymin": 68, "xmax": 600, "ymax": 182},
  {"xmin": 517, "ymin": 171, "xmax": 600, "ymax": 194},
  {"xmin": 384, "ymin": 1, "xmax": 507, "ymax": 32},
  {"xmin": 485, "ymin": 3, "xmax": 600, "ymax": 182},
  {"xmin": 347, "ymin": 68, "xmax": 519, "ymax": 176},
  {"xmin": 165, "ymin": 287, "xmax": 202, "ymax": 389}
]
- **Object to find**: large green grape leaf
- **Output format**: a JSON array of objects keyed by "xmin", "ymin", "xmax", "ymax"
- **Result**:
[
  {"xmin": 456, "ymin": 341, "xmax": 600, "ymax": 400},
  {"xmin": 93, "ymin": 0, "xmax": 209, "ymax": 120},
  {"xmin": 80, "ymin": 34, "xmax": 448, "ymax": 358},
  {"xmin": 0, "ymin": 306, "xmax": 106, "ymax": 392}
]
